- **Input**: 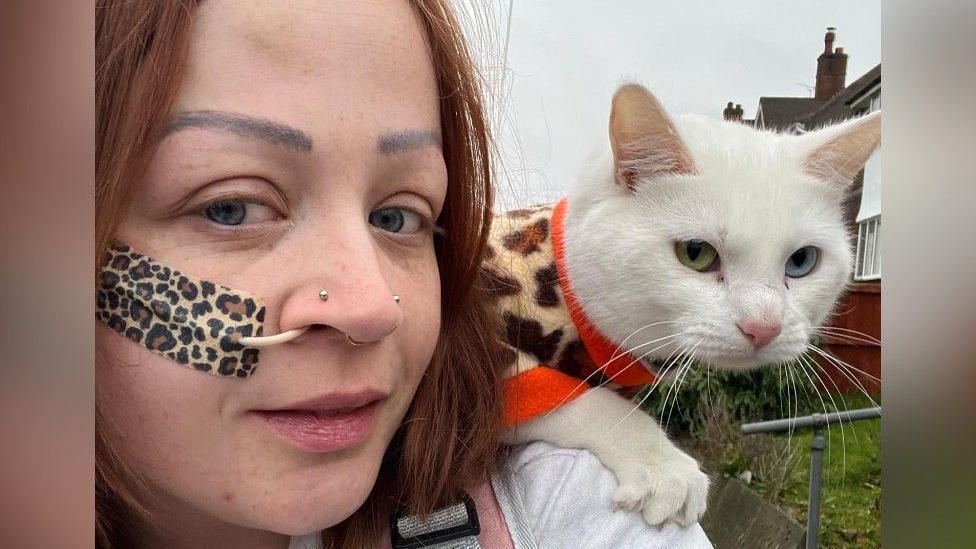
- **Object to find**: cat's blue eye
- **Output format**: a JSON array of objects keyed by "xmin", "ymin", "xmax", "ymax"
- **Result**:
[
  {"xmin": 785, "ymin": 246, "xmax": 819, "ymax": 278},
  {"xmin": 369, "ymin": 207, "xmax": 423, "ymax": 234}
]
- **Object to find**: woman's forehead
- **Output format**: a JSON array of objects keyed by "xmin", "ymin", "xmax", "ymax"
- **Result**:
[{"xmin": 175, "ymin": 0, "xmax": 440, "ymax": 134}]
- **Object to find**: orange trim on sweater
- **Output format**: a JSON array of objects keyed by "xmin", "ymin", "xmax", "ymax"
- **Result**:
[
  {"xmin": 550, "ymin": 198, "xmax": 656, "ymax": 387},
  {"xmin": 503, "ymin": 367, "xmax": 590, "ymax": 428}
]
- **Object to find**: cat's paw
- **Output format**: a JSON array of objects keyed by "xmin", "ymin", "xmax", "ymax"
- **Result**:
[
  {"xmin": 613, "ymin": 451, "xmax": 710, "ymax": 527},
  {"xmin": 642, "ymin": 451, "xmax": 710, "ymax": 527},
  {"xmin": 611, "ymin": 480, "xmax": 648, "ymax": 512}
]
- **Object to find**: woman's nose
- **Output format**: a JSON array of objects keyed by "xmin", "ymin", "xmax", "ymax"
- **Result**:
[{"xmin": 274, "ymin": 246, "xmax": 404, "ymax": 346}]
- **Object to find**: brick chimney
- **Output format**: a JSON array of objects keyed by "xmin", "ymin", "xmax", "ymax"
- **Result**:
[
  {"xmin": 723, "ymin": 101, "xmax": 737, "ymax": 121},
  {"xmin": 723, "ymin": 102, "xmax": 746, "ymax": 122},
  {"xmin": 815, "ymin": 27, "xmax": 848, "ymax": 99}
]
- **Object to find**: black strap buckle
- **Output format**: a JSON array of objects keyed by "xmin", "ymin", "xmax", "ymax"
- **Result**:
[{"xmin": 390, "ymin": 492, "xmax": 480, "ymax": 549}]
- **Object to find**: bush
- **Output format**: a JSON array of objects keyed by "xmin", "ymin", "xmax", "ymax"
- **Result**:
[{"xmin": 633, "ymin": 360, "xmax": 823, "ymax": 437}]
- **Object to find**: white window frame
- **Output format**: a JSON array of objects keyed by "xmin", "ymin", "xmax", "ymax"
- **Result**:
[{"xmin": 854, "ymin": 215, "xmax": 881, "ymax": 281}]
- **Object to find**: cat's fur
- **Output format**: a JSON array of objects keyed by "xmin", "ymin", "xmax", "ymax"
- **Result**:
[{"xmin": 491, "ymin": 83, "xmax": 881, "ymax": 526}]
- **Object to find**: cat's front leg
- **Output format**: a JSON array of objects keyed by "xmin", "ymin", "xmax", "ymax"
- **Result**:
[{"xmin": 502, "ymin": 386, "xmax": 710, "ymax": 527}]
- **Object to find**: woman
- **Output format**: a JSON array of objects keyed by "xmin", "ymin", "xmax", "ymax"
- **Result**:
[{"xmin": 96, "ymin": 1, "xmax": 712, "ymax": 547}]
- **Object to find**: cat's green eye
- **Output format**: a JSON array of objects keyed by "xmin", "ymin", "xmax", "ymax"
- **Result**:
[{"xmin": 675, "ymin": 240, "xmax": 719, "ymax": 272}]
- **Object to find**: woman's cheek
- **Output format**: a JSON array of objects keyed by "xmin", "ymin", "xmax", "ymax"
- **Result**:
[
  {"xmin": 394, "ymin": 251, "xmax": 441, "ymax": 396},
  {"xmin": 96, "ymin": 323, "xmax": 234, "ymax": 496}
]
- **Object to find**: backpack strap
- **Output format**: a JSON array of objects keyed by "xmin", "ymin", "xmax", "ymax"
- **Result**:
[
  {"xmin": 385, "ymin": 481, "xmax": 515, "ymax": 549},
  {"xmin": 390, "ymin": 493, "xmax": 481, "ymax": 549}
]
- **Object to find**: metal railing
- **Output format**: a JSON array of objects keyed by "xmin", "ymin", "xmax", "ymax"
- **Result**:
[{"xmin": 740, "ymin": 407, "xmax": 881, "ymax": 549}]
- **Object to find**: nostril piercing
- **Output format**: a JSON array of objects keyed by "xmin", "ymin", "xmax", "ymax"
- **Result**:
[
  {"xmin": 393, "ymin": 294, "xmax": 401, "ymax": 304},
  {"xmin": 319, "ymin": 289, "xmax": 329, "ymax": 301}
]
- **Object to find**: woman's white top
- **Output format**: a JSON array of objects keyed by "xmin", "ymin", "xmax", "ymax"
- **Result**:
[{"xmin": 289, "ymin": 441, "xmax": 713, "ymax": 548}]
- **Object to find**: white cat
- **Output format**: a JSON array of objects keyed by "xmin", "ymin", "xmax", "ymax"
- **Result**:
[{"xmin": 488, "ymin": 83, "xmax": 880, "ymax": 526}]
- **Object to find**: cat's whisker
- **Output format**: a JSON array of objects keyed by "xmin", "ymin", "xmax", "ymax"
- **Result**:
[
  {"xmin": 612, "ymin": 335, "xmax": 690, "ymax": 399},
  {"xmin": 814, "ymin": 331, "xmax": 881, "ymax": 348},
  {"xmin": 633, "ymin": 338, "xmax": 699, "ymax": 437},
  {"xmin": 611, "ymin": 340, "xmax": 692, "ymax": 432},
  {"xmin": 813, "ymin": 329, "xmax": 882, "ymax": 348},
  {"xmin": 804, "ymin": 353, "xmax": 864, "ymax": 449},
  {"xmin": 546, "ymin": 335, "xmax": 682, "ymax": 418},
  {"xmin": 649, "ymin": 350, "xmax": 691, "ymax": 434},
  {"xmin": 795, "ymin": 355, "xmax": 845, "ymax": 477},
  {"xmin": 611, "ymin": 332, "xmax": 686, "ymax": 371},
  {"xmin": 806, "ymin": 345, "xmax": 880, "ymax": 406},
  {"xmin": 820, "ymin": 352, "xmax": 882, "ymax": 384},
  {"xmin": 815, "ymin": 326, "xmax": 882, "ymax": 345},
  {"xmin": 777, "ymin": 362, "xmax": 785, "ymax": 421},
  {"xmin": 662, "ymin": 338, "xmax": 704, "ymax": 435},
  {"xmin": 642, "ymin": 341, "xmax": 693, "ymax": 395},
  {"xmin": 607, "ymin": 320, "xmax": 686, "ymax": 363},
  {"xmin": 804, "ymin": 354, "xmax": 869, "ymax": 481},
  {"xmin": 584, "ymin": 331, "xmax": 684, "ymax": 396},
  {"xmin": 784, "ymin": 361, "xmax": 800, "ymax": 451}
]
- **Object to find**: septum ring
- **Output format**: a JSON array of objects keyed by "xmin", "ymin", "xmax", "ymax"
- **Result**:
[
  {"xmin": 323, "ymin": 289, "xmax": 400, "ymax": 348},
  {"xmin": 238, "ymin": 290, "xmax": 399, "ymax": 348},
  {"xmin": 345, "ymin": 334, "xmax": 368, "ymax": 347}
]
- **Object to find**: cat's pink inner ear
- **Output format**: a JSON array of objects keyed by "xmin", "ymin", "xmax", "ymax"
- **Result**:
[
  {"xmin": 609, "ymin": 84, "xmax": 695, "ymax": 190},
  {"xmin": 802, "ymin": 110, "xmax": 881, "ymax": 189}
]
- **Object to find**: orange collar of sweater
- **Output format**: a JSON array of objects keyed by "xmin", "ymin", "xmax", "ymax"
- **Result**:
[{"xmin": 551, "ymin": 198, "xmax": 656, "ymax": 387}]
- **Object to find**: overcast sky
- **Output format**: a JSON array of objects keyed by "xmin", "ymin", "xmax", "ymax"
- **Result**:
[{"xmin": 458, "ymin": 1, "xmax": 882, "ymax": 209}]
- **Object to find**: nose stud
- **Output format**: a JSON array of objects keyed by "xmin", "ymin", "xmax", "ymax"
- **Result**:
[{"xmin": 320, "ymin": 290, "xmax": 399, "ymax": 303}]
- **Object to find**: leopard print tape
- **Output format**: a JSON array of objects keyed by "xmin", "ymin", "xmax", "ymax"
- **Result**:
[{"xmin": 96, "ymin": 243, "xmax": 265, "ymax": 378}]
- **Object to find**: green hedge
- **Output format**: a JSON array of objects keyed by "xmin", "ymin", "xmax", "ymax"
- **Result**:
[{"xmin": 634, "ymin": 361, "xmax": 824, "ymax": 436}]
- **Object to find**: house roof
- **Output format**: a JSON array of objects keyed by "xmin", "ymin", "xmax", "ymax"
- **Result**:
[
  {"xmin": 750, "ymin": 64, "xmax": 881, "ymax": 131},
  {"xmin": 804, "ymin": 63, "xmax": 881, "ymax": 127},
  {"xmin": 755, "ymin": 97, "xmax": 824, "ymax": 131}
]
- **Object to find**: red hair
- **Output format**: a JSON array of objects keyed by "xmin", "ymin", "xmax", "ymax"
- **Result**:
[{"xmin": 95, "ymin": 1, "xmax": 504, "ymax": 547}]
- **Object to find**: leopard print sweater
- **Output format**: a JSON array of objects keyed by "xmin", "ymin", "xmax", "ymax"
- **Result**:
[{"xmin": 482, "ymin": 199, "xmax": 655, "ymax": 426}]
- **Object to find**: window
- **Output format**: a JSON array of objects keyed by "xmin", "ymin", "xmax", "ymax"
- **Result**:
[
  {"xmin": 854, "ymin": 215, "xmax": 881, "ymax": 281},
  {"xmin": 869, "ymin": 93, "xmax": 880, "ymax": 113}
]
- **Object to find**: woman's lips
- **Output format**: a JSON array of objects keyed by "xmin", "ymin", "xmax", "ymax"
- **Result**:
[{"xmin": 253, "ymin": 391, "xmax": 386, "ymax": 452}]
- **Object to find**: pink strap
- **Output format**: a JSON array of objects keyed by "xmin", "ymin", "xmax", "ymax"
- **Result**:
[
  {"xmin": 469, "ymin": 479, "xmax": 515, "ymax": 549},
  {"xmin": 376, "ymin": 480, "xmax": 514, "ymax": 549}
]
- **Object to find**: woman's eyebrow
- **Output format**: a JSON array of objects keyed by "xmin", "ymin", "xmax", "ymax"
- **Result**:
[
  {"xmin": 377, "ymin": 129, "xmax": 442, "ymax": 155},
  {"xmin": 166, "ymin": 110, "xmax": 313, "ymax": 152}
]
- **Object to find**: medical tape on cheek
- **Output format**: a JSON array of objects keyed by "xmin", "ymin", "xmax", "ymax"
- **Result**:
[{"xmin": 96, "ymin": 243, "xmax": 267, "ymax": 378}]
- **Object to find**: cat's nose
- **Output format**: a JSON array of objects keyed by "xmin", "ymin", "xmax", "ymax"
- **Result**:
[{"xmin": 737, "ymin": 319, "xmax": 782, "ymax": 349}]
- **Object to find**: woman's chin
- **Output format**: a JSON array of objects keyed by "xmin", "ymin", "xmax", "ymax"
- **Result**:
[{"xmin": 244, "ymin": 457, "xmax": 382, "ymax": 536}]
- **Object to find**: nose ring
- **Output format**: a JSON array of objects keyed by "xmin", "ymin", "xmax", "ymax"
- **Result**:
[{"xmin": 345, "ymin": 333, "xmax": 367, "ymax": 347}]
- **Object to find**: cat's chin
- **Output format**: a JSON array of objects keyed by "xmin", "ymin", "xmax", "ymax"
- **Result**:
[
  {"xmin": 706, "ymin": 357, "xmax": 767, "ymax": 372},
  {"xmin": 704, "ymin": 351, "xmax": 807, "ymax": 373}
]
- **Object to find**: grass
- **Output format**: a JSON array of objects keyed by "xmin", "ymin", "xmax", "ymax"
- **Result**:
[
  {"xmin": 769, "ymin": 400, "xmax": 881, "ymax": 548},
  {"xmin": 681, "ymin": 390, "xmax": 880, "ymax": 549}
]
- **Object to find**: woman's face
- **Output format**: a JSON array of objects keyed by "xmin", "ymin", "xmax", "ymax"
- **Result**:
[{"xmin": 97, "ymin": 0, "xmax": 446, "ymax": 537}]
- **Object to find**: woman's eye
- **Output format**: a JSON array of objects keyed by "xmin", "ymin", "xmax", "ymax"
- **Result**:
[
  {"xmin": 675, "ymin": 239, "xmax": 719, "ymax": 272},
  {"xmin": 369, "ymin": 207, "xmax": 423, "ymax": 234},
  {"xmin": 203, "ymin": 200, "xmax": 278, "ymax": 226},
  {"xmin": 785, "ymin": 246, "xmax": 820, "ymax": 278}
]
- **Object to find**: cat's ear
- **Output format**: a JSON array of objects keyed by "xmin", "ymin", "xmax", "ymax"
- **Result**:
[
  {"xmin": 609, "ymin": 84, "xmax": 695, "ymax": 190},
  {"xmin": 801, "ymin": 110, "xmax": 881, "ymax": 189}
]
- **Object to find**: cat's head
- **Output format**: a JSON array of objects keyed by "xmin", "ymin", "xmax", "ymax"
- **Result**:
[{"xmin": 564, "ymin": 83, "xmax": 880, "ymax": 372}]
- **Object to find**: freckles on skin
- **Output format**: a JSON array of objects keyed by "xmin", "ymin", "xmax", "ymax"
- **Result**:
[{"xmin": 100, "ymin": 0, "xmax": 447, "ymax": 539}]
